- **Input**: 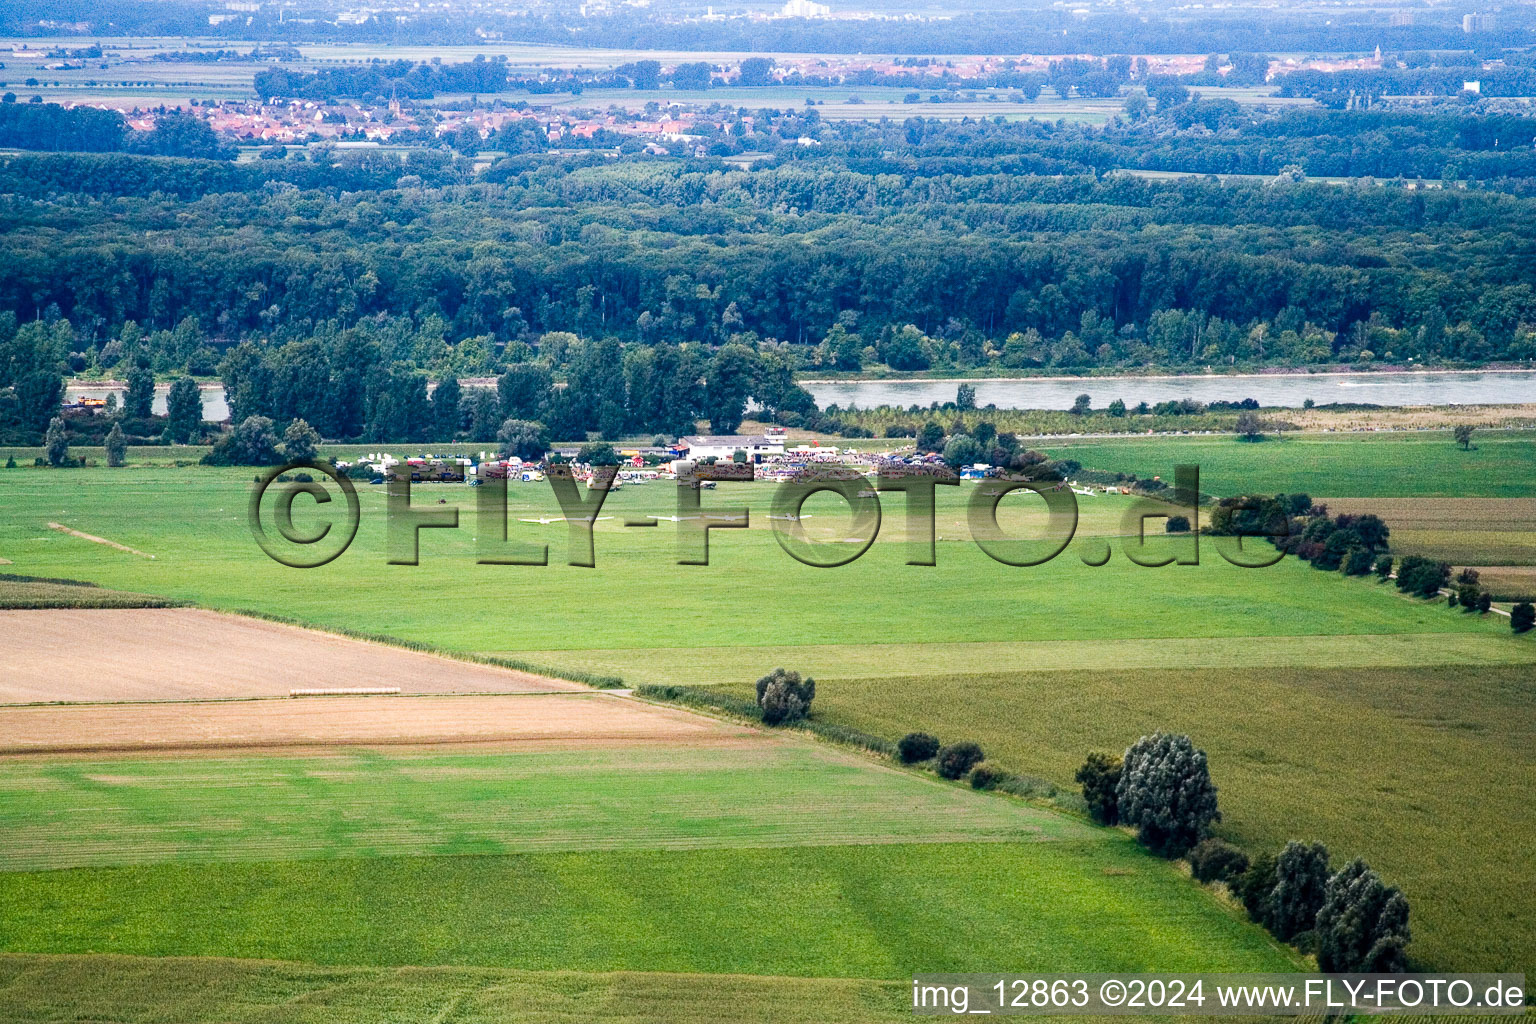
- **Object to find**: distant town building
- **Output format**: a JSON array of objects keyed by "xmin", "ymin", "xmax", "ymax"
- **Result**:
[
  {"xmin": 1463, "ymin": 80, "xmax": 1482, "ymax": 94},
  {"xmin": 780, "ymin": 0, "xmax": 831, "ymax": 18},
  {"xmin": 1463, "ymin": 12, "xmax": 1496, "ymax": 32}
]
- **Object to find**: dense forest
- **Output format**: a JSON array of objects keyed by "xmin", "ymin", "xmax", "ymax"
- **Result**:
[
  {"xmin": 5, "ymin": 96, "xmax": 1536, "ymax": 445},
  {"xmin": 0, "ymin": 104, "xmax": 235, "ymax": 159}
]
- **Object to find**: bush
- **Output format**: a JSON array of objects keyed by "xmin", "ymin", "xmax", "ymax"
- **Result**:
[
  {"xmin": 1188, "ymin": 838, "xmax": 1250, "ymax": 883},
  {"xmin": 1343, "ymin": 546, "xmax": 1374, "ymax": 576},
  {"xmin": 897, "ymin": 731, "xmax": 940, "ymax": 763},
  {"xmin": 1457, "ymin": 583, "xmax": 1480, "ymax": 610},
  {"xmin": 969, "ymin": 763, "xmax": 1004, "ymax": 790},
  {"xmin": 201, "ymin": 415, "xmax": 279, "ymax": 466},
  {"xmin": 1116, "ymin": 732, "xmax": 1220, "ymax": 857},
  {"xmin": 1074, "ymin": 751, "xmax": 1123, "ymax": 825},
  {"xmin": 1512, "ymin": 602, "xmax": 1535, "ymax": 633},
  {"xmin": 935, "ymin": 741, "xmax": 984, "ymax": 780},
  {"xmin": 1477, "ymin": 592, "xmax": 1492, "ymax": 614},
  {"xmin": 1165, "ymin": 515, "xmax": 1191, "ymax": 533},
  {"xmin": 1373, "ymin": 554, "xmax": 1393, "ymax": 578},
  {"xmin": 754, "ymin": 667, "xmax": 815, "ymax": 725},
  {"xmin": 1234, "ymin": 852, "xmax": 1278, "ymax": 923},
  {"xmin": 1315, "ymin": 859, "xmax": 1411, "ymax": 973},
  {"xmin": 1268, "ymin": 840, "xmax": 1331, "ymax": 943},
  {"xmin": 1395, "ymin": 555, "xmax": 1450, "ymax": 598}
]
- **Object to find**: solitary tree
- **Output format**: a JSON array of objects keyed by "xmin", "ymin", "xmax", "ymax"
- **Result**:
[
  {"xmin": 164, "ymin": 377, "xmax": 203, "ymax": 443},
  {"xmin": 955, "ymin": 383, "xmax": 977, "ymax": 411},
  {"xmin": 1453, "ymin": 424, "xmax": 1475, "ymax": 450},
  {"xmin": 1373, "ymin": 554, "xmax": 1394, "ymax": 579},
  {"xmin": 44, "ymin": 416, "xmax": 69, "ymax": 466},
  {"xmin": 497, "ymin": 418, "xmax": 549, "ymax": 462},
  {"xmin": 104, "ymin": 421, "xmax": 126, "ymax": 467},
  {"xmin": 1070, "ymin": 393, "xmax": 1092, "ymax": 416},
  {"xmin": 431, "ymin": 376, "xmax": 462, "ymax": 440},
  {"xmin": 578, "ymin": 441, "xmax": 620, "ymax": 466},
  {"xmin": 282, "ymin": 418, "xmax": 321, "ymax": 463},
  {"xmin": 755, "ymin": 667, "xmax": 814, "ymax": 725},
  {"xmin": 916, "ymin": 421, "xmax": 945, "ymax": 452},
  {"xmin": 1235, "ymin": 410, "xmax": 1266, "ymax": 441},
  {"xmin": 1115, "ymin": 733, "xmax": 1220, "ymax": 857},
  {"xmin": 1512, "ymin": 602, "xmax": 1535, "ymax": 633},
  {"xmin": 124, "ymin": 364, "xmax": 154, "ymax": 419},
  {"xmin": 1315, "ymin": 859, "xmax": 1411, "ymax": 973},
  {"xmin": 1268, "ymin": 840, "xmax": 1331, "ymax": 942},
  {"xmin": 1075, "ymin": 751, "xmax": 1123, "ymax": 824}
]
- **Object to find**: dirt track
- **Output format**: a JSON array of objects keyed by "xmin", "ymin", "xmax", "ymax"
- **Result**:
[
  {"xmin": 0, "ymin": 608, "xmax": 586, "ymax": 703},
  {"xmin": 0, "ymin": 694, "xmax": 747, "ymax": 755}
]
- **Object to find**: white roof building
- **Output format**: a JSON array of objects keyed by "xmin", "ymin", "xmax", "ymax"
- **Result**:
[{"xmin": 681, "ymin": 427, "xmax": 787, "ymax": 462}]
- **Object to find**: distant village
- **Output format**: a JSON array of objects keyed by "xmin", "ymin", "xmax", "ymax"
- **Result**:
[{"xmin": 1, "ymin": 39, "xmax": 1405, "ymax": 151}]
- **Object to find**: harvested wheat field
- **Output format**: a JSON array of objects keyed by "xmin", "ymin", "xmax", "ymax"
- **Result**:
[
  {"xmin": 0, "ymin": 693, "xmax": 748, "ymax": 755},
  {"xmin": 0, "ymin": 608, "xmax": 586, "ymax": 704}
]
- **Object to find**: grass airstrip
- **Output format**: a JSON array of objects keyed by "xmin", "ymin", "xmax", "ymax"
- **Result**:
[{"xmin": 0, "ymin": 428, "xmax": 1532, "ymax": 1013}]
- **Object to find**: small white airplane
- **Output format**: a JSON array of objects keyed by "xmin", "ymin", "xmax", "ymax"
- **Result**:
[
  {"xmin": 647, "ymin": 514, "xmax": 702, "ymax": 523},
  {"xmin": 1071, "ymin": 486, "xmax": 1096, "ymax": 496},
  {"xmin": 518, "ymin": 516, "xmax": 614, "ymax": 524},
  {"xmin": 768, "ymin": 513, "xmax": 813, "ymax": 522}
]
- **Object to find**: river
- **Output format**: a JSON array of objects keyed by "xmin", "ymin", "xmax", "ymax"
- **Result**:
[
  {"xmin": 804, "ymin": 370, "xmax": 1536, "ymax": 411},
  {"xmin": 64, "ymin": 369, "xmax": 1535, "ymax": 423}
]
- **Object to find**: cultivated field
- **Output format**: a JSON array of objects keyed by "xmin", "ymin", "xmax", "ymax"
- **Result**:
[
  {"xmin": 0, "ymin": 607, "xmax": 584, "ymax": 703},
  {"xmin": 1321, "ymin": 497, "xmax": 1536, "ymax": 575},
  {"xmin": 0, "ymin": 574, "xmax": 180, "ymax": 610},
  {"xmin": 0, "ymin": 692, "xmax": 737, "ymax": 754}
]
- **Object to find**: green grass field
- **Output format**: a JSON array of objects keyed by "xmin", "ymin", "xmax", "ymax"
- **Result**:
[
  {"xmin": 1040, "ymin": 430, "xmax": 1536, "ymax": 498},
  {"xmin": 0, "ymin": 743, "xmax": 1094, "ymax": 870},
  {"xmin": 0, "ymin": 743, "xmax": 1300, "ymax": 1019},
  {"xmin": 0, "ymin": 842, "xmax": 1298, "ymax": 975},
  {"xmin": 709, "ymin": 662, "xmax": 1536, "ymax": 975},
  {"xmin": 0, "ymin": 468, "xmax": 1512, "ymax": 656},
  {"xmin": 1, "ymin": 432, "xmax": 1532, "ymax": 984}
]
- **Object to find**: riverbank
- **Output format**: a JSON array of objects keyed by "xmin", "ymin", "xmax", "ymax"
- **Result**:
[{"xmin": 797, "ymin": 364, "xmax": 1536, "ymax": 384}]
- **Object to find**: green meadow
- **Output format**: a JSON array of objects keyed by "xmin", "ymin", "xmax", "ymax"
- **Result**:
[
  {"xmin": 0, "ymin": 744, "xmax": 1300, "ymax": 1018},
  {"xmin": 1039, "ymin": 429, "xmax": 1536, "ymax": 498},
  {"xmin": 712, "ymin": 661, "xmax": 1536, "ymax": 975},
  {"xmin": 1, "ymin": 428, "xmax": 1532, "ymax": 982},
  {"xmin": 0, "ymin": 842, "xmax": 1299, "ymax": 975},
  {"xmin": 0, "ymin": 743, "xmax": 1093, "ymax": 870},
  {"xmin": 0, "ymin": 466, "xmax": 1511, "ymax": 657}
]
